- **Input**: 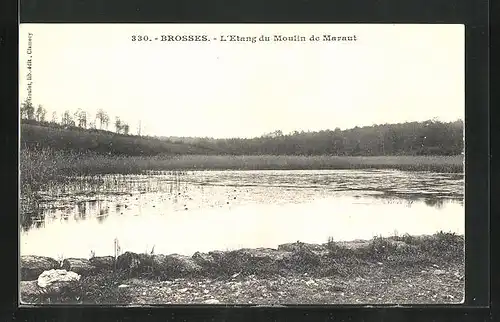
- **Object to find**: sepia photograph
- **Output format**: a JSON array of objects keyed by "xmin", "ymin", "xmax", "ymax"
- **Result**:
[{"xmin": 19, "ymin": 23, "xmax": 465, "ymax": 305}]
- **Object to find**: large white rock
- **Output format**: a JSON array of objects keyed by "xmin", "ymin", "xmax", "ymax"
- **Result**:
[
  {"xmin": 203, "ymin": 299, "xmax": 220, "ymax": 304},
  {"xmin": 37, "ymin": 269, "xmax": 81, "ymax": 288}
]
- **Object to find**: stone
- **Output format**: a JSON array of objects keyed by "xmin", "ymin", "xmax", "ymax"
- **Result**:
[
  {"xmin": 37, "ymin": 269, "xmax": 81, "ymax": 294},
  {"xmin": 21, "ymin": 255, "xmax": 60, "ymax": 281},
  {"xmin": 115, "ymin": 252, "xmax": 203, "ymax": 278},
  {"xmin": 116, "ymin": 252, "xmax": 152, "ymax": 275},
  {"xmin": 278, "ymin": 242, "xmax": 328, "ymax": 254},
  {"xmin": 212, "ymin": 248, "xmax": 292, "ymax": 275},
  {"xmin": 192, "ymin": 252, "xmax": 216, "ymax": 267},
  {"xmin": 153, "ymin": 254, "xmax": 203, "ymax": 277},
  {"xmin": 89, "ymin": 256, "xmax": 115, "ymax": 271},
  {"xmin": 335, "ymin": 240, "xmax": 371, "ymax": 250},
  {"xmin": 203, "ymin": 299, "xmax": 220, "ymax": 304},
  {"xmin": 433, "ymin": 269, "xmax": 446, "ymax": 275},
  {"xmin": 198, "ymin": 247, "xmax": 328, "ymax": 275},
  {"xmin": 61, "ymin": 258, "xmax": 95, "ymax": 276},
  {"xmin": 20, "ymin": 280, "xmax": 43, "ymax": 301},
  {"xmin": 387, "ymin": 240, "xmax": 418, "ymax": 252}
]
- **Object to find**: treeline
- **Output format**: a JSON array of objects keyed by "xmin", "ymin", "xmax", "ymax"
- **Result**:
[
  {"xmin": 167, "ymin": 120, "xmax": 464, "ymax": 156},
  {"xmin": 20, "ymin": 99, "xmax": 133, "ymax": 135},
  {"xmin": 20, "ymin": 98, "xmax": 463, "ymax": 156}
]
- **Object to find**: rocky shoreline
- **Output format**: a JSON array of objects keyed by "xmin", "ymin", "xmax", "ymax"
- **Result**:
[{"xmin": 20, "ymin": 233, "xmax": 465, "ymax": 304}]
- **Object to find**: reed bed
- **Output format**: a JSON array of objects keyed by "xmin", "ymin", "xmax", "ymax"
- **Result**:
[{"xmin": 21, "ymin": 148, "xmax": 464, "ymax": 178}]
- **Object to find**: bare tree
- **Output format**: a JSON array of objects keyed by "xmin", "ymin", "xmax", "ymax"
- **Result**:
[
  {"xmin": 103, "ymin": 114, "xmax": 109, "ymax": 129},
  {"xmin": 74, "ymin": 110, "xmax": 81, "ymax": 125},
  {"xmin": 20, "ymin": 99, "xmax": 35, "ymax": 120},
  {"xmin": 51, "ymin": 111, "xmax": 58, "ymax": 123},
  {"xmin": 115, "ymin": 117, "xmax": 122, "ymax": 133},
  {"xmin": 35, "ymin": 105, "xmax": 47, "ymax": 122},
  {"xmin": 122, "ymin": 123, "xmax": 130, "ymax": 135},
  {"xmin": 95, "ymin": 109, "xmax": 109, "ymax": 130},
  {"xmin": 61, "ymin": 110, "xmax": 75, "ymax": 127},
  {"xmin": 75, "ymin": 109, "xmax": 87, "ymax": 128}
]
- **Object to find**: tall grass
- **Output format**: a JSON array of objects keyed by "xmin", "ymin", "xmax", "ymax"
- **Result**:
[
  {"xmin": 324, "ymin": 232, "xmax": 464, "ymax": 275},
  {"xmin": 20, "ymin": 146, "xmax": 63, "ymax": 215},
  {"xmin": 21, "ymin": 147, "xmax": 464, "ymax": 176}
]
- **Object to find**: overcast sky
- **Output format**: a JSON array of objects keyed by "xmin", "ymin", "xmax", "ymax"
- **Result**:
[{"xmin": 19, "ymin": 24, "xmax": 464, "ymax": 138}]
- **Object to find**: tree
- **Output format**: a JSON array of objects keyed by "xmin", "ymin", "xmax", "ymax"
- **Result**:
[
  {"xmin": 74, "ymin": 109, "xmax": 87, "ymax": 128},
  {"xmin": 20, "ymin": 99, "xmax": 35, "ymax": 120},
  {"xmin": 95, "ymin": 109, "xmax": 109, "ymax": 129},
  {"xmin": 51, "ymin": 111, "xmax": 58, "ymax": 124},
  {"xmin": 35, "ymin": 105, "xmax": 47, "ymax": 122},
  {"xmin": 122, "ymin": 123, "xmax": 130, "ymax": 135},
  {"xmin": 61, "ymin": 110, "xmax": 75, "ymax": 127},
  {"xmin": 115, "ymin": 117, "xmax": 122, "ymax": 133}
]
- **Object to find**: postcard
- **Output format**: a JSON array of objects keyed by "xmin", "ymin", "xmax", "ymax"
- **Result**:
[{"xmin": 19, "ymin": 23, "xmax": 465, "ymax": 305}]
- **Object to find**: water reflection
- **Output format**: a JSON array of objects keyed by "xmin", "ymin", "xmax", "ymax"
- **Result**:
[
  {"xmin": 425, "ymin": 198, "xmax": 446, "ymax": 209},
  {"xmin": 20, "ymin": 170, "xmax": 464, "ymax": 258},
  {"xmin": 20, "ymin": 213, "xmax": 45, "ymax": 230},
  {"xmin": 76, "ymin": 202, "xmax": 87, "ymax": 220},
  {"xmin": 371, "ymin": 193, "xmax": 461, "ymax": 209}
]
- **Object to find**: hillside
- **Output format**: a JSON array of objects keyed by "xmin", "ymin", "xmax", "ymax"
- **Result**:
[
  {"xmin": 162, "ymin": 120, "xmax": 464, "ymax": 156},
  {"xmin": 20, "ymin": 123, "xmax": 217, "ymax": 156},
  {"xmin": 20, "ymin": 119, "xmax": 464, "ymax": 157}
]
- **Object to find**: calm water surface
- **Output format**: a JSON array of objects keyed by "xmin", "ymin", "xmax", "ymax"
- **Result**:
[{"xmin": 20, "ymin": 169, "xmax": 464, "ymax": 258}]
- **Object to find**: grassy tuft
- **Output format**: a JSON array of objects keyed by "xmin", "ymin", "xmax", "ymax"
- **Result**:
[{"xmin": 327, "ymin": 237, "xmax": 355, "ymax": 259}]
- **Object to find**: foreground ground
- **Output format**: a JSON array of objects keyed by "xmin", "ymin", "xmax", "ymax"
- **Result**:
[
  {"xmin": 117, "ymin": 263, "xmax": 464, "ymax": 305},
  {"xmin": 20, "ymin": 233, "xmax": 464, "ymax": 305}
]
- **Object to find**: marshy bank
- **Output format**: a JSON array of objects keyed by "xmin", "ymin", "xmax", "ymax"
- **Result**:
[
  {"xmin": 21, "ymin": 146, "xmax": 464, "ymax": 177},
  {"xmin": 20, "ymin": 232, "xmax": 464, "ymax": 305},
  {"xmin": 20, "ymin": 146, "xmax": 463, "ymax": 215},
  {"xmin": 19, "ymin": 146, "xmax": 463, "ymax": 223}
]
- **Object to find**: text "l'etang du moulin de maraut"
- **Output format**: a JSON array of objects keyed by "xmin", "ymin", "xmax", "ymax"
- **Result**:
[{"xmin": 131, "ymin": 34, "xmax": 357, "ymax": 43}]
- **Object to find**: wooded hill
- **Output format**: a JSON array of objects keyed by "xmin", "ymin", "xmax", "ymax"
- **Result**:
[
  {"xmin": 163, "ymin": 120, "xmax": 464, "ymax": 156},
  {"xmin": 20, "ymin": 119, "xmax": 464, "ymax": 156}
]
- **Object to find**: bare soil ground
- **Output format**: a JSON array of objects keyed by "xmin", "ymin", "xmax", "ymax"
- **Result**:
[{"xmin": 117, "ymin": 261, "xmax": 463, "ymax": 305}]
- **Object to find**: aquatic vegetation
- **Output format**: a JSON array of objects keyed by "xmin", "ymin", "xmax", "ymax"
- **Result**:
[{"xmin": 21, "ymin": 147, "xmax": 463, "ymax": 183}]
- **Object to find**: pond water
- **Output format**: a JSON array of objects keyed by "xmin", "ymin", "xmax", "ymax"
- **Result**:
[{"xmin": 20, "ymin": 169, "xmax": 464, "ymax": 259}]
